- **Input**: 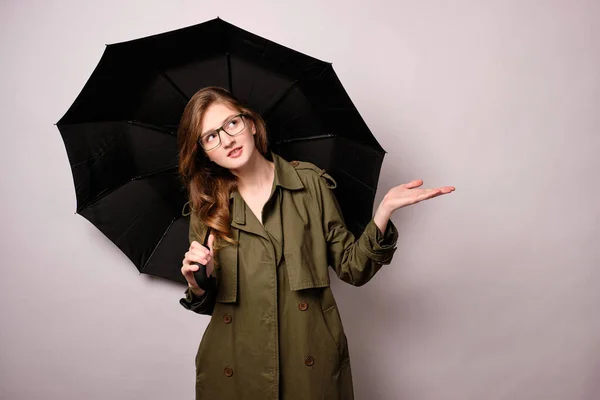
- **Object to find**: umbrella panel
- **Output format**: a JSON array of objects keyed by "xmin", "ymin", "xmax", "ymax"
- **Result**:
[{"xmin": 57, "ymin": 18, "xmax": 387, "ymax": 283}]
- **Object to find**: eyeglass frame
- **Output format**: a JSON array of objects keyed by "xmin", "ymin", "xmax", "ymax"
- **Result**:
[{"xmin": 198, "ymin": 113, "xmax": 248, "ymax": 151}]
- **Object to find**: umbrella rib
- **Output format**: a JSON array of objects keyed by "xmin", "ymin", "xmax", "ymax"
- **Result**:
[
  {"xmin": 70, "ymin": 135, "xmax": 120, "ymax": 168},
  {"xmin": 274, "ymin": 133, "xmax": 380, "ymax": 151},
  {"xmin": 131, "ymin": 166, "xmax": 178, "ymax": 181},
  {"xmin": 77, "ymin": 166, "xmax": 179, "ymax": 212},
  {"xmin": 262, "ymin": 80, "xmax": 299, "ymax": 119},
  {"xmin": 274, "ymin": 133, "xmax": 378, "ymax": 191},
  {"xmin": 159, "ymin": 72, "xmax": 190, "ymax": 102},
  {"xmin": 247, "ymin": 41, "xmax": 270, "ymax": 106},
  {"xmin": 274, "ymin": 134, "xmax": 335, "ymax": 144},
  {"xmin": 316, "ymin": 63, "xmax": 333, "ymax": 80},
  {"xmin": 331, "ymin": 166, "xmax": 377, "ymax": 192},
  {"xmin": 262, "ymin": 63, "xmax": 332, "ymax": 120},
  {"xmin": 139, "ymin": 215, "xmax": 179, "ymax": 274},
  {"xmin": 58, "ymin": 120, "xmax": 177, "ymax": 137},
  {"xmin": 127, "ymin": 120, "xmax": 177, "ymax": 136},
  {"xmin": 227, "ymin": 53, "xmax": 233, "ymax": 94}
]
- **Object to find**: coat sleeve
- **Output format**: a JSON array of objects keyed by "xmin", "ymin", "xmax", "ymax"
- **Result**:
[
  {"xmin": 314, "ymin": 172, "xmax": 399, "ymax": 286},
  {"xmin": 178, "ymin": 203, "xmax": 217, "ymax": 315}
]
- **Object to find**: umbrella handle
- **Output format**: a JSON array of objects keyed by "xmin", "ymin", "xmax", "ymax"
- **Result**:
[{"xmin": 191, "ymin": 259, "xmax": 215, "ymax": 291}]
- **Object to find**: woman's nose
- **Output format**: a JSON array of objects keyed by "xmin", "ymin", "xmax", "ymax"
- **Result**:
[{"xmin": 220, "ymin": 131, "xmax": 236, "ymax": 147}]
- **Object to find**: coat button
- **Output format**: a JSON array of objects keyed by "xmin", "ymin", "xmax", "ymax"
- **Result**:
[
  {"xmin": 223, "ymin": 314, "xmax": 232, "ymax": 324},
  {"xmin": 291, "ymin": 160, "xmax": 299, "ymax": 166},
  {"xmin": 305, "ymin": 356, "xmax": 315, "ymax": 366},
  {"xmin": 224, "ymin": 367, "xmax": 234, "ymax": 377},
  {"xmin": 298, "ymin": 301, "xmax": 308, "ymax": 311}
]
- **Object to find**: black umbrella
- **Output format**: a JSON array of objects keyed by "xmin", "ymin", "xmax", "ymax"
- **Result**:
[{"xmin": 56, "ymin": 17, "xmax": 387, "ymax": 285}]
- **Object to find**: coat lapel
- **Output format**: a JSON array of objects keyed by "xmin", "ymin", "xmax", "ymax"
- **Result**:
[
  {"xmin": 226, "ymin": 152, "xmax": 305, "ymax": 266},
  {"xmin": 229, "ymin": 188, "xmax": 269, "ymax": 240},
  {"xmin": 228, "ymin": 151, "xmax": 304, "ymax": 239}
]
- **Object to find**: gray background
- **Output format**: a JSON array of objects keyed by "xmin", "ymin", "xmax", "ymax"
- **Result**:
[{"xmin": 1, "ymin": 0, "xmax": 599, "ymax": 399}]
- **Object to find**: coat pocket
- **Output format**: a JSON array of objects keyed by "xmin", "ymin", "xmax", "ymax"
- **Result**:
[{"xmin": 320, "ymin": 304, "xmax": 349, "ymax": 360}]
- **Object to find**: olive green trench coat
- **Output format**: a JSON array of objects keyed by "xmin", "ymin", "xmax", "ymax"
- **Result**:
[{"xmin": 180, "ymin": 152, "xmax": 399, "ymax": 400}]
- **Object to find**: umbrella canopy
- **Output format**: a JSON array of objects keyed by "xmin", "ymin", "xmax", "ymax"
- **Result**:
[{"xmin": 56, "ymin": 17, "xmax": 387, "ymax": 284}]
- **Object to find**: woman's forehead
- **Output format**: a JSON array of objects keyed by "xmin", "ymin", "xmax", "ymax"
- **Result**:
[{"xmin": 201, "ymin": 103, "xmax": 239, "ymax": 132}]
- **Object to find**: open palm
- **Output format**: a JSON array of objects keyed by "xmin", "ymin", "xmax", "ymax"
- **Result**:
[{"xmin": 385, "ymin": 179, "xmax": 455, "ymax": 212}]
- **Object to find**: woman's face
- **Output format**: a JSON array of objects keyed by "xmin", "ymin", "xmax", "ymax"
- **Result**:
[{"xmin": 199, "ymin": 102, "xmax": 257, "ymax": 170}]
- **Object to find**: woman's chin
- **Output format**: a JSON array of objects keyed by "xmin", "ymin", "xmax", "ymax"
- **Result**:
[{"xmin": 223, "ymin": 146, "xmax": 253, "ymax": 169}]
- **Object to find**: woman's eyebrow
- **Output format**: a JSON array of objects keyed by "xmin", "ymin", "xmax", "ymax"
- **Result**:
[{"xmin": 202, "ymin": 114, "xmax": 238, "ymax": 136}]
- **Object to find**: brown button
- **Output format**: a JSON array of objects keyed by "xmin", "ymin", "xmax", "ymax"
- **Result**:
[
  {"xmin": 224, "ymin": 367, "xmax": 234, "ymax": 377},
  {"xmin": 298, "ymin": 301, "xmax": 308, "ymax": 311},
  {"xmin": 223, "ymin": 313, "xmax": 232, "ymax": 324},
  {"xmin": 305, "ymin": 356, "xmax": 314, "ymax": 366},
  {"xmin": 291, "ymin": 160, "xmax": 299, "ymax": 166}
]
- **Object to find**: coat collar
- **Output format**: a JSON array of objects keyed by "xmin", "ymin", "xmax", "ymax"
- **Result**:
[{"xmin": 230, "ymin": 151, "xmax": 303, "ymax": 226}]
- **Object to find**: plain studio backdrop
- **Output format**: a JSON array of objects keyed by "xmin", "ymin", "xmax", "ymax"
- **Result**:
[{"xmin": 1, "ymin": 1, "xmax": 599, "ymax": 399}]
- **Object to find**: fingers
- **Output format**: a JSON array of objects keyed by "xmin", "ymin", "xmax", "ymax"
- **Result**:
[
  {"xmin": 181, "ymin": 238, "xmax": 214, "ymax": 287},
  {"xmin": 420, "ymin": 188, "xmax": 452, "ymax": 201},
  {"xmin": 181, "ymin": 242, "xmax": 212, "ymax": 272},
  {"xmin": 181, "ymin": 251, "xmax": 210, "ymax": 287},
  {"xmin": 404, "ymin": 188, "xmax": 440, "ymax": 205},
  {"xmin": 404, "ymin": 181, "xmax": 455, "ymax": 193},
  {"xmin": 206, "ymin": 233, "xmax": 215, "ymax": 252},
  {"xmin": 181, "ymin": 238, "xmax": 217, "ymax": 286},
  {"xmin": 180, "ymin": 263, "xmax": 198, "ymax": 287},
  {"xmin": 426, "ymin": 189, "xmax": 443, "ymax": 200},
  {"xmin": 407, "ymin": 183, "xmax": 454, "ymax": 197},
  {"xmin": 428, "ymin": 186, "xmax": 455, "ymax": 196},
  {"xmin": 190, "ymin": 240, "xmax": 212, "ymax": 256},
  {"xmin": 404, "ymin": 179, "xmax": 423, "ymax": 188},
  {"xmin": 192, "ymin": 236, "xmax": 215, "ymax": 255},
  {"xmin": 185, "ymin": 249, "xmax": 212, "ymax": 266}
]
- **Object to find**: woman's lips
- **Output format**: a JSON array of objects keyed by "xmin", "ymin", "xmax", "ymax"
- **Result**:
[{"xmin": 228, "ymin": 146, "xmax": 243, "ymax": 158}]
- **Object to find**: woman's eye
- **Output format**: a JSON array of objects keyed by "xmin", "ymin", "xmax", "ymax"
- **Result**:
[{"xmin": 204, "ymin": 133, "xmax": 216, "ymax": 143}]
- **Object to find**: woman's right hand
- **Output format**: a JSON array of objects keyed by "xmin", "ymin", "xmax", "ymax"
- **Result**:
[{"xmin": 181, "ymin": 233, "xmax": 215, "ymax": 297}]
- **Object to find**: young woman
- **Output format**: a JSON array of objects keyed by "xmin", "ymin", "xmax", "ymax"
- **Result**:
[{"xmin": 177, "ymin": 87, "xmax": 454, "ymax": 399}]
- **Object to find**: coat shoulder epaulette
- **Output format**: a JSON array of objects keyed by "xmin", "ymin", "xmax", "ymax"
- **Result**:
[{"xmin": 289, "ymin": 160, "xmax": 337, "ymax": 189}]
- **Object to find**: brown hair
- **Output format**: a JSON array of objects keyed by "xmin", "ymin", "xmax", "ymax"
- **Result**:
[{"xmin": 177, "ymin": 87, "xmax": 269, "ymax": 253}]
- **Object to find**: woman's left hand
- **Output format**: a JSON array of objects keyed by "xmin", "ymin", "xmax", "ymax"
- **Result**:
[{"xmin": 382, "ymin": 179, "xmax": 455, "ymax": 214}]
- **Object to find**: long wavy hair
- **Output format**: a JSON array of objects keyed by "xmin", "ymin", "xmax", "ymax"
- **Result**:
[{"xmin": 177, "ymin": 87, "xmax": 269, "ymax": 253}]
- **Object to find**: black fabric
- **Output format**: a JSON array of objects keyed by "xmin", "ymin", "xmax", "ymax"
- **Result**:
[{"xmin": 56, "ymin": 17, "xmax": 387, "ymax": 284}]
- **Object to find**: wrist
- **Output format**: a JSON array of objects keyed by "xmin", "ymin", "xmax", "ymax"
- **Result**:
[{"xmin": 377, "ymin": 197, "xmax": 394, "ymax": 219}]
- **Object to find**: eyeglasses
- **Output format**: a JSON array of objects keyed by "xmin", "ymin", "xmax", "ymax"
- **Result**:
[{"xmin": 198, "ymin": 113, "xmax": 247, "ymax": 151}]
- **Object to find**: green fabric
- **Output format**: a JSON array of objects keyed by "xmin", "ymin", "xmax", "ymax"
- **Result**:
[{"xmin": 180, "ymin": 152, "xmax": 399, "ymax": 399}]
